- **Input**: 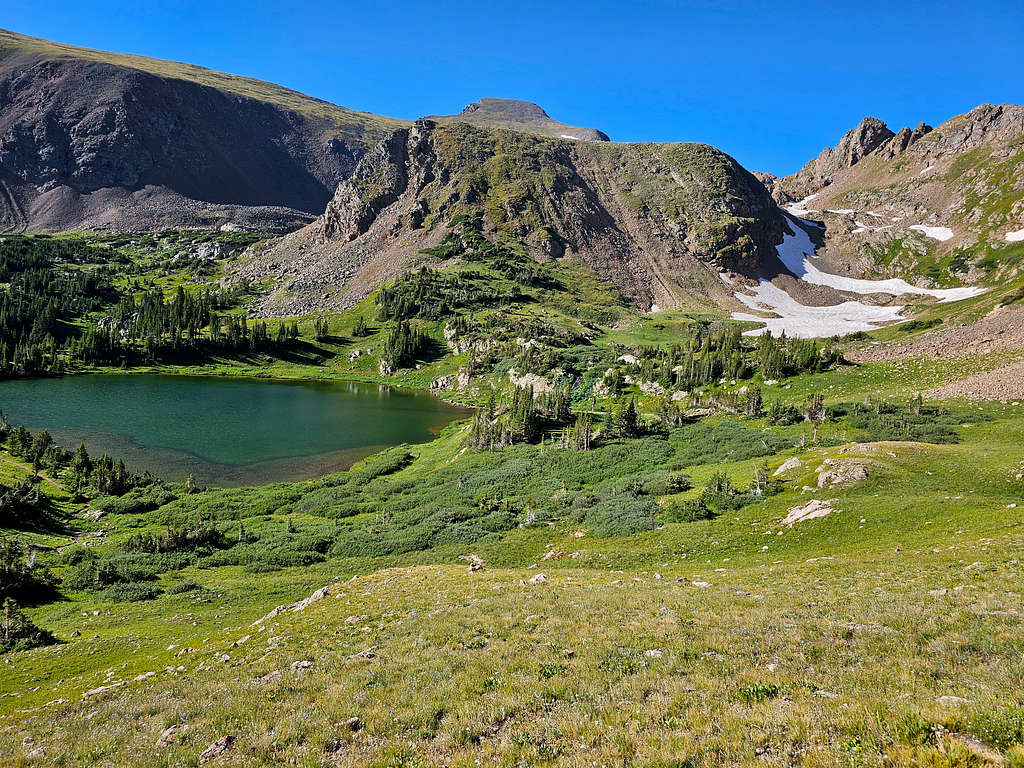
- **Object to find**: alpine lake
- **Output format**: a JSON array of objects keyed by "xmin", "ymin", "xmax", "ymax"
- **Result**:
[{"xmin": 0, "ymin": 374, "xmax": 472, "ymax": 486}]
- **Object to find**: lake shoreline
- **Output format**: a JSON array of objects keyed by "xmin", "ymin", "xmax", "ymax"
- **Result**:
[{"xmin": 0, "ymin": 374, "xmax": 472, "ymax": 487}]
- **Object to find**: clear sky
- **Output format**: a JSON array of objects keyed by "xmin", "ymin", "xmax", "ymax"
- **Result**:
[{"xmin": 4, "ymin": 0, "xmax": 1022, "ymax": 175}]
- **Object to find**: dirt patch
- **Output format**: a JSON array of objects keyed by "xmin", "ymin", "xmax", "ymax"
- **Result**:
[
  {"xmin": 851, "ymin": 305, "xmax": 1024, "ymax": 362},
  {"xmin": 926, "ymin": 359, "xmax": 1024, "ymax": 402}
]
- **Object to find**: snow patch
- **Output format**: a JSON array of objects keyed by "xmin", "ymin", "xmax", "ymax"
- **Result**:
[
  {"xmin": 732, "ymin": 281, "xmax": 907, "ymax": 337},
  {"xmin": 719, "ymin": 272, "xmax": 734, "ymax": 285},
  {"xmin": 785, "ymin": 193, "xmax": 819, "ymax": 216},
  {"xmin": 919, "ymin": 164, "xmax": 936, "ymax": 175},
  {"xmin": 1005, "ymin": 227, "xmax": 1024, "ymax": 243},
  {"xmin": 776, "ymin": 216, "xmax": 980, "ymax": 302},
  {"xmin": 649, "ymin": 303, "xmax": 661, "ymax": 313},
  {"xmin": 908, "ymin": 224, "xmax": 954, "ymax": 242},
  {"xmin": 731, "ymin": 213, "xmax": 985, "ymax": 337},
  {"xmin": 825, "ymin": 209, "xmax": 855, "ymax": 215},
  {"xmin": 559, "ymin": 134, "xmax": 579, "ymax": 140}
]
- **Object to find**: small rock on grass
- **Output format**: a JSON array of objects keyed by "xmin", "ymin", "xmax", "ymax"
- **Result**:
[
  {"xmin": 344, "ymin": 716, "xmax": 362, "ymax": 731},
  {"xmin": 199, "ymin": 735, "xmax": 235, "ymax": 763},
  {"xmin": 155, "ymin": 724, "xmax": 182, "ymax": 748},
  {"xmin": 528, "ymin": 573, "xmax": 548, "ymax": 585}
]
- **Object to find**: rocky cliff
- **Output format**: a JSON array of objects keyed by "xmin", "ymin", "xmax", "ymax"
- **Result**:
[
  {"xmin": 769, "ymin": 117, "xmax": 899, "ymax": 202},
  {"xmin": 760, "ymin": 104, "xmax": 1024, "ymax": 285},
  {"xmin": 0, "ymin": 28, "xmax": 405, "ymax": 231},
  {"xmin": 234, "ymin": 120, "xmax": 788, "ymax": 315}
]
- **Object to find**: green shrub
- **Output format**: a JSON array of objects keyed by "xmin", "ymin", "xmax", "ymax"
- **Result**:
[
  {"xmin": 166, "ymin": 578, "xmax": 202, "ymax": 594},
  {"xmin": 539, "ymin": 663, "xmax": 567, "ymax": 679},
  {"xmin": 661, "ymin": 498, "xmax": 715, "ymax": 523},
  {"xmin": 585, "ymin": 495, "xmax": 658, "ymax": 537},
  {"xmin": 670, "ymin": 421, "xmax": 796, "ymax": 464},
  {"xmin": 100, "ymin": 582, "xmax": 162, "ymax": 602},
  {"xmin": 665, "ymin": 472, "xmax": 693, "ymax": 493},
  {"xmin": 766, "ymin": 402, "xmax": 802, "ymax": 426},
  {"xmin": 739, "ymin": 683, "xmax": 780, "ymax": 703},
  {"xmin": 0, "ymin": 539, "xmax": 56, "ymax": 604},
  {"xmin": 897, "ymin": 317, "xmax": 942, "ymax": 333},
  {"xmin": 1, "ymin": 597, "xmax": 56, "ymax": 653}
]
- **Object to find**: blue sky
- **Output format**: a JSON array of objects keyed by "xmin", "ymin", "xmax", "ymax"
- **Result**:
[{"xmin": 4, "ymin": 0, "xmax": 1022, "ymax": 174}]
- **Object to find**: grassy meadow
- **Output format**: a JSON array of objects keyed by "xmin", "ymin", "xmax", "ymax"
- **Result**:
[
  {"xmin": 2, "ymin": 228, "xmax": 1024, "ymax": 766},
  {"xmin": 1, "ymin": 373, "xmax": 1023, "ymax": 766}
]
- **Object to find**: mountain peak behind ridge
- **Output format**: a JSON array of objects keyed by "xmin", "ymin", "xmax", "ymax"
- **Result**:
[{"xmin": 431, "ymin": 97, "xmax": 610, "ymax": 141}]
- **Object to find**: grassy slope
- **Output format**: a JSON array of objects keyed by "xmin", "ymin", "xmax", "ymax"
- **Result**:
[
  {"xmin": 0, "ymin": 28, "xmax": 406, "ymax": 139},
  {"xmin": 5, "ymin": 231, "xmax": 1024, "ymax": 764},
  {"xmin": 1, "ymin": 398, "xmax": 1023, "ymax": 766}
]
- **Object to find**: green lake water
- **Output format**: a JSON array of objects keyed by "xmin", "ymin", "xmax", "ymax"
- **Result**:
[{"xmin": 0, "ymin": 375, "xmax": 471, "ymax": 487}]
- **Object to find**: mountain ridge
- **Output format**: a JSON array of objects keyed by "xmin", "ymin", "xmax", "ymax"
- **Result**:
[
  {"xmin": 758, "ymin": 103, "xmax": 1024, "ymax": 289},
  {"xmin": 0, "ymin": 28, "xmax": 405, "ymax": 231},
  {"xmin": 233, "ymin": 119, "xmax": 787, "ymax": 316}
]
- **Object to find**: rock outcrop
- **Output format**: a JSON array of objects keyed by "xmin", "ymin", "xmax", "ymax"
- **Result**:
[
  {"xmin": 781, "ymin": 117, "xmax": 896, "ymax": 200},
  {"xmin": 235, "ymin": 119, "xmax": 789, "ymax": 316}
]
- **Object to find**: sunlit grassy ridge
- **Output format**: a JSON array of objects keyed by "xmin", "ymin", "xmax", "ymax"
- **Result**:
[{"xmin": 0, "ymin": 28, "xmax": 405, "ymax": 140}]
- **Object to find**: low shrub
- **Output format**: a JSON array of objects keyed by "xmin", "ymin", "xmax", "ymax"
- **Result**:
[
  {"xmin": 585, "ymin": 495, "xmax": 658, "ymax": 537},
  {"xmin": 166, "ymin": 578, "xmax": 202, "ymax": 594},
  {"xmin": 100, "ymin": 582, "xmax": 162, "ymax": 602}
]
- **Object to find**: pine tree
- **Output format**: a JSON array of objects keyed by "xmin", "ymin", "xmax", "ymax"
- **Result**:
[
  {"xmin": 616, "ymin": 398, "xmax": 640, "ymax": 438},
  {"xmin": 569, "ymin": 411, "xmax": 593, "ymax": 451},
  {"xmin": 1, "ymin": 597, "xmax": 55, "ymax": 652},
  {"xmin": 69, "ymin": 443, "xmax": 92, "ymax": 490}
]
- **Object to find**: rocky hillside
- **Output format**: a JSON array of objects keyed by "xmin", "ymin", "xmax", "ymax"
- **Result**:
[
  {"xmin": 0, "ymin": 28, "xmax": 405, "ymax": 231},
  {"xmin": 429, "ymin": 98, "xmax": 610, "ymax": 141},
  {"xmin": 235, "ymin": 119, "xmax": 788, "ymax": 315},
  {"xmin": 763, "ymin": 104, "xmax": 1024, "ymax": 285}
]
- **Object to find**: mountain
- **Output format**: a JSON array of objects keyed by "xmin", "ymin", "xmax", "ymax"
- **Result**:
[
  {"xmin": 430, "ymin": 98, "xmax": 610, "ymax": 141},
  {"xmin": 763, "ymin": 104, "xmax": 1024, "ymax": 285},
  {"xmin": 234, "ymin": 119, "xmax": 787, "ymax": 315},
  {"xmin": 0, "ymin": 28, "xmax": 405, "ymax": 231}
]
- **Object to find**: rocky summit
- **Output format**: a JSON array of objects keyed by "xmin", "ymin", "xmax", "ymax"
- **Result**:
[{"xmin": 430, "ymin": 97, "xmax": 610, "ymax": 141}]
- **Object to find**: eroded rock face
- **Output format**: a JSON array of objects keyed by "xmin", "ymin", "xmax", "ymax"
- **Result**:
[
  {"xmin": 783, "ymin": 117, "xmax": 896, "ymax": 198},
  {"xmin": 0, "ymin": 50, "xmax": 390, "ymax": 230},
  {"xmin": 239, "ymin": 120, "xmax": 788, "ymax": 316},
  {"xmin": 322, "ymin": 128, "xmax": 412, "ymax": 241}
]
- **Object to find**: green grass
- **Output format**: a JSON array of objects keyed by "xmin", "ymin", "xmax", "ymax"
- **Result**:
[
  {"xmin": 3, "ymin": 395, "xmax": 1024, "ymax": 765},
  {"xmin": 4, "ymin": 222, "xmax": 1024, "ymax": 765}
]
